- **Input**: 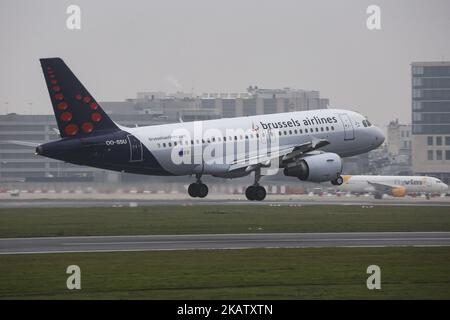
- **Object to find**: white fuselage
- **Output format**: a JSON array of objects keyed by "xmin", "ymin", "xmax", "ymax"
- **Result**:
[{"xmin": 120, "ymin": 108, "xmax": 384, "ymax": 176}]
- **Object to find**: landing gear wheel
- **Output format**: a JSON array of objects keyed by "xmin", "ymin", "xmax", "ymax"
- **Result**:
[
  {"xmin": 245, "ymin": 167, "xmax": 267, "ymax": 201},
  {"xmin": 188, "ymin": 183, "xmax": 200, "ymax": 198},
  {"xmin": 254, "ymin": 186, "xmax": 266, "ymax": 201},
  {"xmin": 197, "ymin": 183, "xmax": 208, "ymax": 198},
  {"xmin": 188, "ymin": 182, "xmax": 208, "ymax": 198},
  {"xmin": 245, "ymin": 185, "xmax": 266, "ymax": 201},
  {"xmin": 331, "ymin": 176, "xmax": 344, "ymax": 186},
  {"xmin": 374, "ymin": 193, "xmax": 383, "ymax": 200},
  {"xmin": 245, "ymin": 186, "xmax": 257, "ymax": 201}
]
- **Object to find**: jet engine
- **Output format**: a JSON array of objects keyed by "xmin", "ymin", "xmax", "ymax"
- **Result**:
[
  {"xmin": 390, "ymin": 186, "xmax": 407, "ymax": 197},
  {"xmin": 283, "ymin": 152, "xmax": 343, "ymax": 182}
]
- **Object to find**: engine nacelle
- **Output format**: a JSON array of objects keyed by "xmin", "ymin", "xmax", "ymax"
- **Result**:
[
  {"xmin": 390, "ymin": 186, "xmax": 407, "ymax": 197},
  {"xmin": 283, "ymin": 152, "xmax": 343, "ymax": 182}
]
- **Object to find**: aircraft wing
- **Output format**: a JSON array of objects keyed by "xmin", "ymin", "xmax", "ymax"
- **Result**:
[
  {"xmin": 227, "ymin": 137, "xmax": 330, "ymax": 173},
  {"xmin": 4, "ymin": 140, "xmax": 41, "ymax": 148},
  {"xmin": 367, "ymin": 181, "xmax": 399, "ymax": 192}
]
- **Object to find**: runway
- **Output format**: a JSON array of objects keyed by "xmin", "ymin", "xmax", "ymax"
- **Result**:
[
  {"xmin": 1, "ymin": 232, "xmax": 450, "ymax": 254},
  {"xmin": 1, "ymin": 198, "xmax": 449, "ymax": 208}
]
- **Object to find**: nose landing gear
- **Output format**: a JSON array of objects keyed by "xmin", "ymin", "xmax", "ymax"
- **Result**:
[
  {"xmin": 331, "ymin": 175, "xmax": 344, "ymax": 186},
  {"xmin": 188, "ymin": 174, "xmax": 208, "ymax": 198}
]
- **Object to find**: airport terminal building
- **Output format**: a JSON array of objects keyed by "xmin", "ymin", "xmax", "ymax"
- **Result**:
[
  {"xmin": 411, "ymin": 61, "xmax": 450, "ymax": 183},
  {"xmin": 0, "ymin": 87, "xmax": 329, "ymax": 182}
]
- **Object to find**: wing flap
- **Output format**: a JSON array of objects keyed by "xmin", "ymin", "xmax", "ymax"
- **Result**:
[{"xmin": 227, "ymin": 137, "xmax": 330, "ymax": 173}]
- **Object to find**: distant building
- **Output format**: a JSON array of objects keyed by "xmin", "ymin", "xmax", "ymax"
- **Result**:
[
  {"xmin": 387, "ymin": 119, "xmax": 411, "ymax": 165},
  {"xmin": 121, "ymin": 87, "xmax": 329, "ymax": 122},
  {"xmin": 411, "ymin": 61, "xmax": 450, "ymax": 183}
]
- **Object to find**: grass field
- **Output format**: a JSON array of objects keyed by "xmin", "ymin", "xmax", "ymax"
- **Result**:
[
  {"xmin": 0, "ymin": 205, "xmax": 450, "ymax": 238},
  {"xmin": 1, "ymin": 205, "xmax": 449, "ymax": 299},
  {"xmin": 1, "ymin": 247, "xmax": 449, "ymax": 299}
]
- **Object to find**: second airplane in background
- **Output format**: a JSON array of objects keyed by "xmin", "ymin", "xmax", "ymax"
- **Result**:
[{"xmin": 335, "ymin": 175, "xmax": 448, "ymax": 199}]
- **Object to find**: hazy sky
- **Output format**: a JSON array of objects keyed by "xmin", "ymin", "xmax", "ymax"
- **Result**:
[{"xmin": 1, "ymin": 0, "xmax": 449, "ymax": 127}]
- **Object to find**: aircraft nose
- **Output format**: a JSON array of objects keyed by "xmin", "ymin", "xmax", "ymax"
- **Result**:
[{"xmin": 373, "ymin": 126, "xmax": 385, "ymax": 146}]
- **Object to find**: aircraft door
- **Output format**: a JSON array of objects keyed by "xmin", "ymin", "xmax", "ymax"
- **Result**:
[
  {"xmin": 338, "ymin": 114, "xmax": 355, "ymax": 140},
  {"xmin": 127, "ymin": 135, "xmax": 143, "ymax": 162}
]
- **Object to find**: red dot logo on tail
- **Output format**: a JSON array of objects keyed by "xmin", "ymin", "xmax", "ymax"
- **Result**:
[
  {"xmin": 60, "ymin": 112, "xmax": 73, "ymax": 122},
  {"xmin": 91, "ymin": 112, "xmax": 102, "ymax": 122},
  {"xmin": 57, "ymin": 102, "xmax": 68, "ymax": 110},
  {"xmin": 81, "ymin": 122, "xmax": 94, "ymax": 133},
  {"xmin": 65, "ymin": 124, "xmax": 79, "ymax": 136}
]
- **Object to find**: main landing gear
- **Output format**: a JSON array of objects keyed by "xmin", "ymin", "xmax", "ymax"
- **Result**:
[
  {"xmin": 188, "ymin": 174, "xmax": 208, "ymax": 198},
  {"xmin": 331, "ymin": 175, "xmax": 344, "ymax": 186},
  {"xmin": 245, "ymin": 168, "xmax": 266, "ymax": 201}
]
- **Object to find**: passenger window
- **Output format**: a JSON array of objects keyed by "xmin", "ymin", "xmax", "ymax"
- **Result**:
[
  {"xmin": 315, "ymin": 128, "xmax": 319, "ymax": 132},
  {"xmin": 299, "ymin": 129, "xmax": 303, "ymax": 134},
  {"xmin": 305, "ymin": 128, "xmax": 308, "ymax": 133},
  {"xmin": 289, "ymin": 130, "xmax": 292, "ymax": 135},
  {"xmin": 331, "ymin": 126, "xmax": 334, "ymax": 131},
  {"xmin": 320, "ymin": 127, "xmax": 324, "ymax": 132},
  {"xmin": 234, "ymin": 136, "xmax": 238, "ymax": 140},
  {"xmin": 294, "ymin": 129, "xmax": 297, "ymax": 134},
  {"xmin": 168, "ymin": 142, "xmax": 172, "ymax": 147},
  {"xmin": 326, "ymin": 127, "xmax": 329, "ymax": 131},
  {"xmin": 245, "ymin": 135, "xmax": 249, "ymax": 139},
  {"xmin": 284, "ymin": 131, "xmax": 287, "ymax": 135},
  {"xmin": 157, "ymin": 143, "xmax": 161, "ymax": 148},
  {"xmin": 174, "ymin": 141, "xmax": 177, "ymax": 146},
  {"xmin": 163, "ymin": 143, "xmax": 166, "ymax": 147},
  {"xmin": 212, "ymin": 137, "xmax": 215, "ymax": 142}
]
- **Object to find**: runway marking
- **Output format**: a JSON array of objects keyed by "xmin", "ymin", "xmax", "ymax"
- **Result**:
[
  {"xmin": 2, "ymin": 231, "xmax": 450, "ymax": 241},
  {"xmin": 61, "ymin": 237, "xmax": 450, "ymax": 246},
  {"xmin": 2, "ymin": 245, "xmax": 450, "ymax": 255},
  {"xmin": 2, "ymin": 232, "xmax": 450, "ymax": 255}
]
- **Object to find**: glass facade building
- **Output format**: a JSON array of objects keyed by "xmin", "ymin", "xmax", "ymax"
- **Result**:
[{"xmin": 411, "ymin": 61, "xmax": 450, "ymax": 183}]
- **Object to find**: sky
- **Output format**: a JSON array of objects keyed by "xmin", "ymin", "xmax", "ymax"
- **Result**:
[{"xmin": 1, "ymin": 0, "xmax": 449, "ymax": 127}]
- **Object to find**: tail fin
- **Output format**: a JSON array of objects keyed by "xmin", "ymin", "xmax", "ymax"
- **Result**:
[{"xmin": 40, "ymin": 58, "xmax": 119, "ymax": 138}]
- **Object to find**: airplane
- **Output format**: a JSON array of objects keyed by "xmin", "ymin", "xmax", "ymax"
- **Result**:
[
  {"xmin": 335, "ymin": 175, "xmax": 448, "ymax": 199},
  {"xmin": 29, "ymin": 58, "xmax": 385, "ymax": 201}
]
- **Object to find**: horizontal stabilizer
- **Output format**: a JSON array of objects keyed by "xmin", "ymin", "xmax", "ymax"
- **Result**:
[{"xmin": 4, "ymin": 140, "xmax": 41, "ymax": 147}]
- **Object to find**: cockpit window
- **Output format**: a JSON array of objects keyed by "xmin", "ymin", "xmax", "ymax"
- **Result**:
[{"xmin": 362, "ymin": 119, "xmax": 372, "ymax": 127}]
